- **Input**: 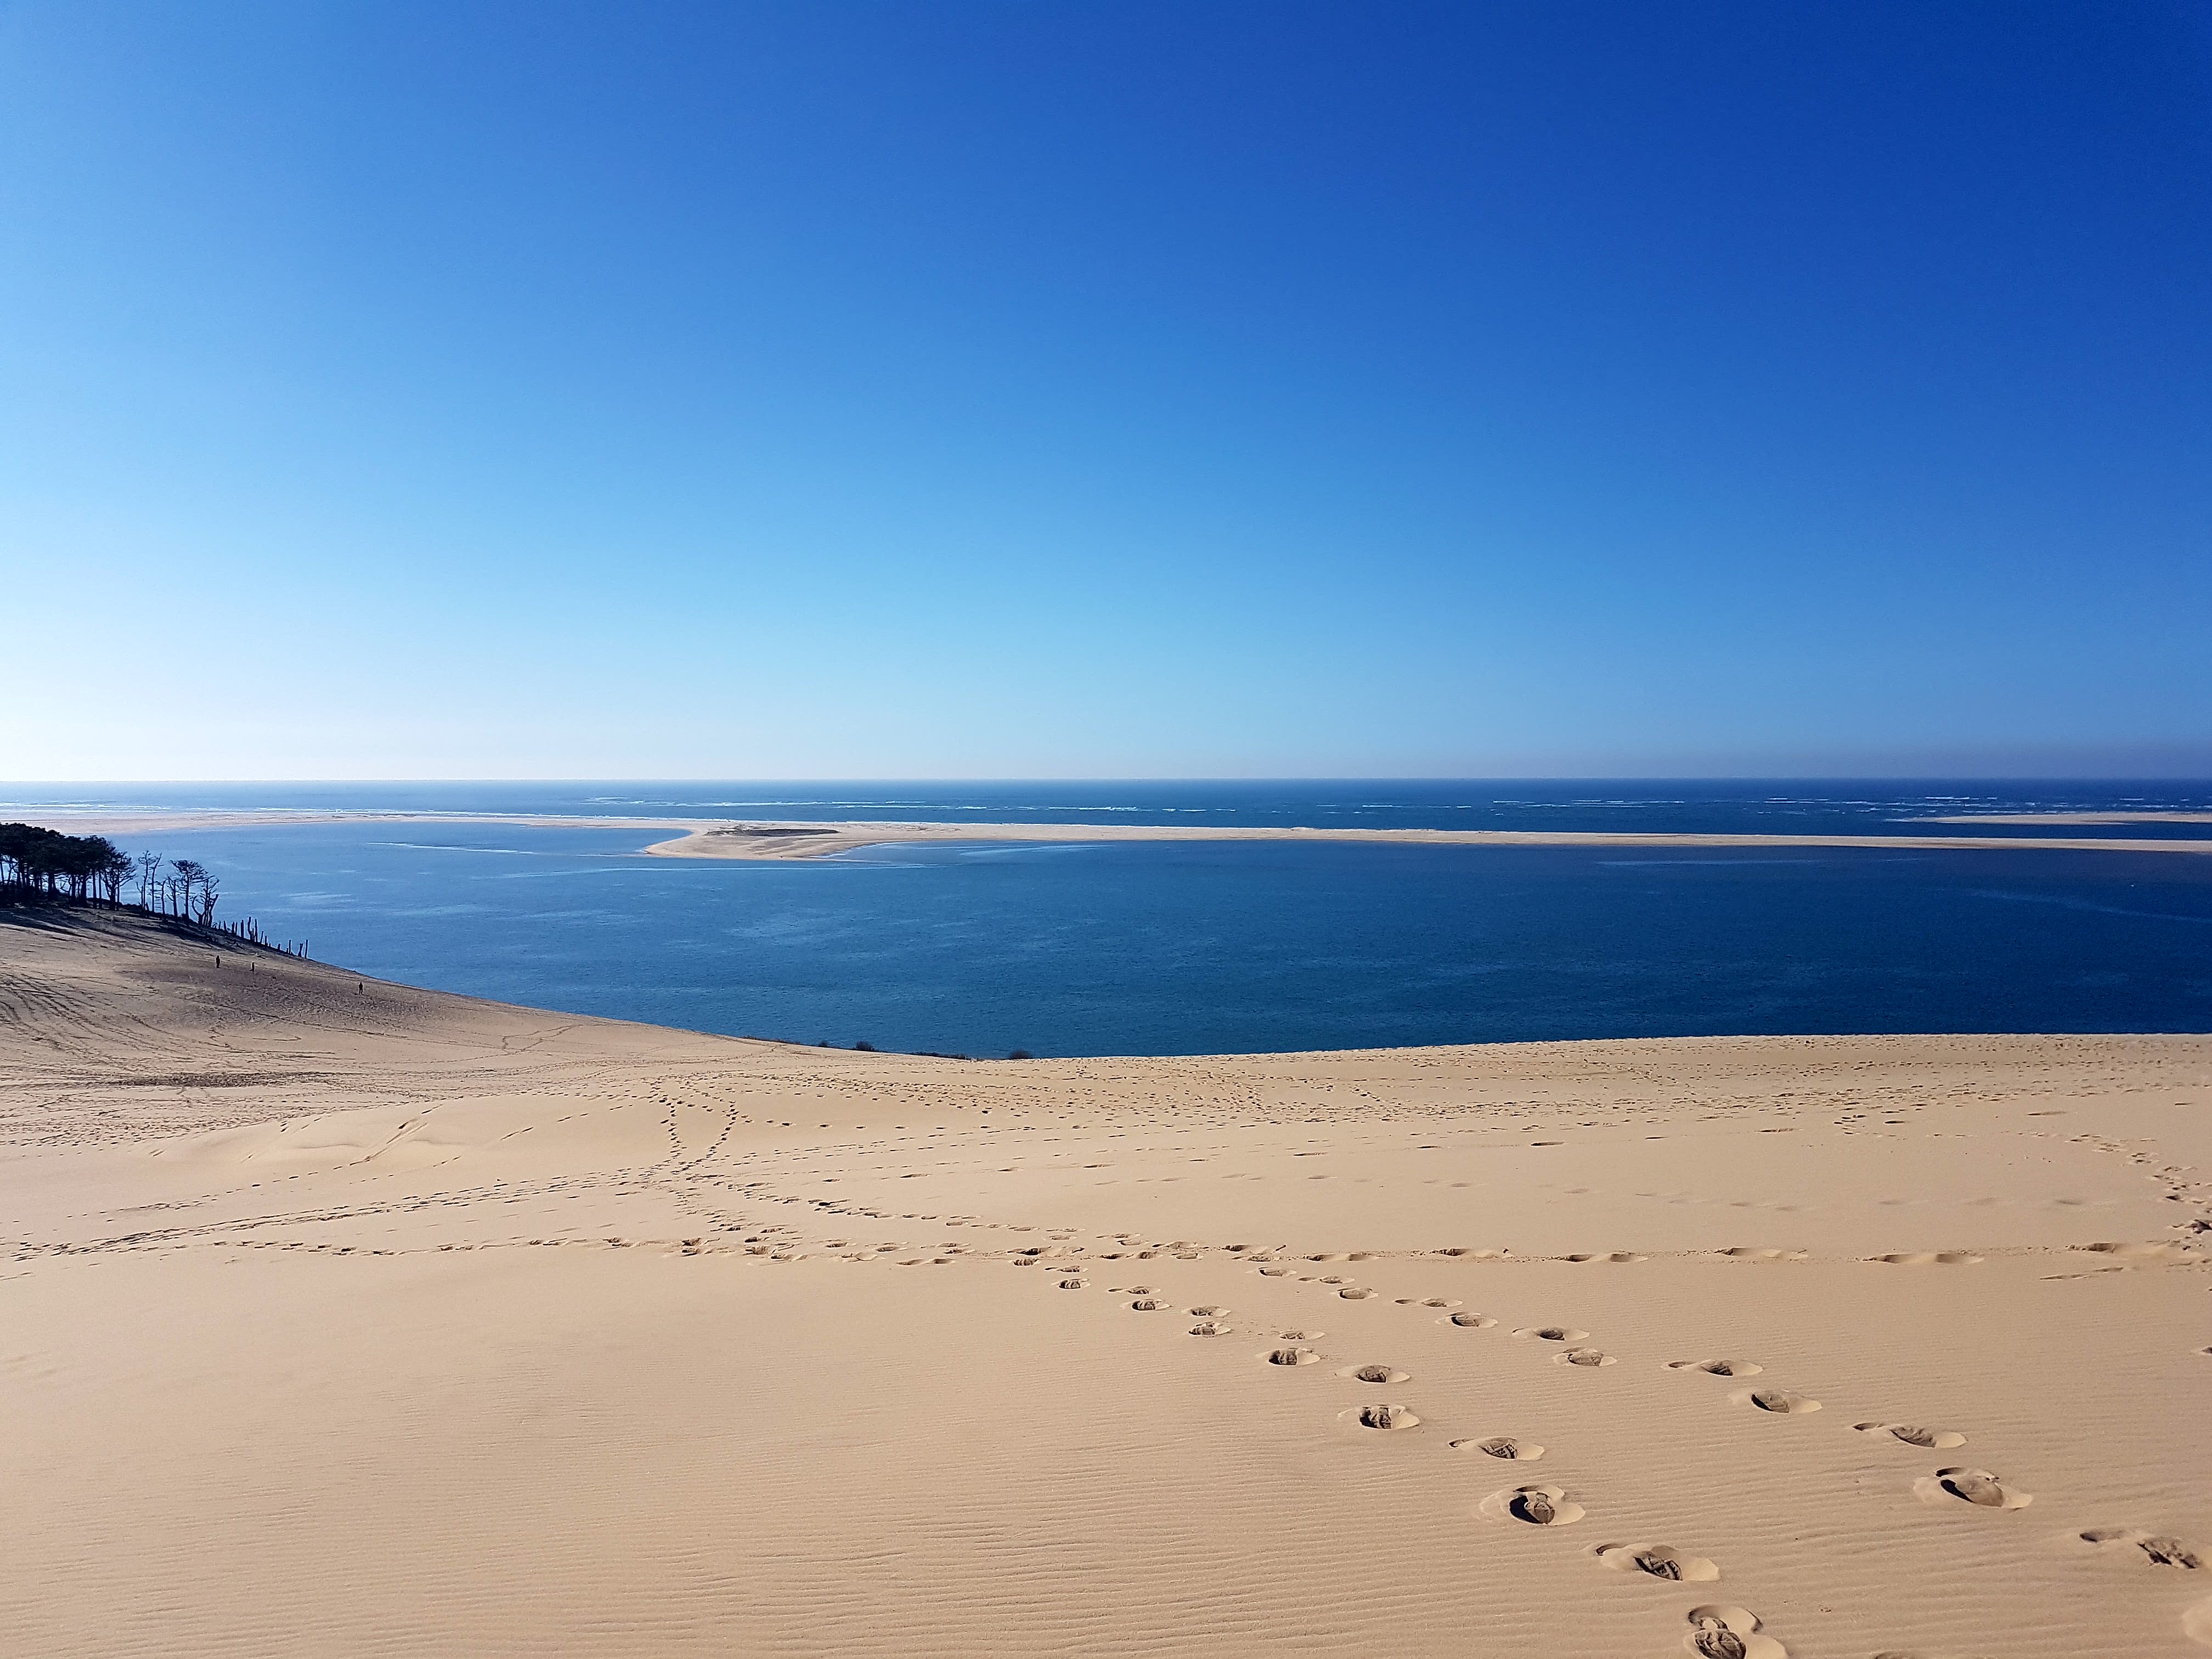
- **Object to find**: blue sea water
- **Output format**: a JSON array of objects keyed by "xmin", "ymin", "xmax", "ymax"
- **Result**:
[
  {"xmin": 10, "ymin": 777, "xmax": 2212, "ymax": 839},
  {"xmin": 7, "ymin": 782, "xmax": 2210, "ymax": 1056}
]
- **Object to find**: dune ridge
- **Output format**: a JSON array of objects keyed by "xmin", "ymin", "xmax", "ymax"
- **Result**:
[{"xmin": 3, "ymin": 909, "xmax": 2210, "ymax": 1657}]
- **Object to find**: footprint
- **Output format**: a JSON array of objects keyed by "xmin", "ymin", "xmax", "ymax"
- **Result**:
[
  {"xmin": 1188, "ymin": 1305, "xmax": 1229, "ymax": 1316},
  {"xmin": 1722, "ymin": 1248, "xmax": 1803, "ymax": 1262},
  {"xmin": 1265, "ymin": 1346, "xmax": 1320, "ymax": 1366},
  {"xmin": 1594, "ymin": 1541, "xmax": 1719, "ymax": 1582},
  {"xmin": 1447, "ymin": 1312, "xmax": 1497, "ymax": 1328},
  {"xmin": 1480, "ymin": 1483, "xmax": 1585, "ymax": 1526},
  {"xmin": 1453, "ymin": 1435, "xmax": 1544, "ymax": 1460},
  {"xmin": 1855, "ymin": 1420, "xmax": 1966, "ymax": 1449},
  {"xmin": 2079, "ymin": 1527, "xmax": 2202, "ymax": 1567},
  {"xmin": 1567, "ymin": 1251, "xmax": 1647, "ymax": 1263},
  {"xmin": 1279, "ymin": 1328, "xmax": 1324, "ymax": 1340},
  {"xmin": 1515, "ymin": 1325, "xmax": 1590, "ymax": 1343},
  {"xmin": 1342, "ymin": 1363, "xmax": 1409, "ymax": 1384},
  {"xmin": 1258, "ymin": 1266, "xmax": 1291, "ymax": 1276},
  {"xmin": 1684, "ymin": 1605, "xmax": 1786, "ymax": 1658},
  {"xmin": 1914, "ymin": 1466, "xmax": 2032, "ymax": 1509},
  {"xmin": 1058, "ymin": 1278, "xmax": 1087, "ymax": 1289},
  {"xmin": 1672, "ymin": 1358, "xmax": 1762, "ymax": 1378},
  {"xmin": 2083, "ymin": 1240, "xmax": 2189, "ymax": 1262},
  {"xmin": 1130, "ymin": 1297, "xmax": 1169, "ymax": 1311},
  {"xmin": 1876, "ymin": 1251, "xmax": 1983, "ymax": 1265},
  {"xmin": 1339, "ymin": 1287, "xmax": 1375, "ymax": 1299},
  {"xmin": 1189, "ymin": 1320, "xmax": 1232, "ymax": 1337},
  {"xmin": 1556, "ymin": 1347, "xmax": 1616, "ymax": 1367},
  {"xmin": 2187, "ymin": 1595, "xmax": 2212, "ymax": 1647},
  {"xmin": 1348, "ymin": 1403, "xmax": 1419, "ymax": 1430},
  {"xmin": 1734, "ymin": 1389, "xmax": 1821, "ymax": 1415}
]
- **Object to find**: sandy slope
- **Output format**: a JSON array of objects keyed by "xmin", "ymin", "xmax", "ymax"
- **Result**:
[{"xmin": 3, "ymin": 910, "xmax": 2209, "ymax": 1658}]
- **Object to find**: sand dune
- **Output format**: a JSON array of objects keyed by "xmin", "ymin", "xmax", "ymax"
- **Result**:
[{"xmin": 3, "ymin": 910, "xmax": 2210, "ymax": 1657}]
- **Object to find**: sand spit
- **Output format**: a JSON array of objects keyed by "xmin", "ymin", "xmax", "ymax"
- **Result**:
[
  {"xmin": 12, "ymin": 807, "xmax": 2212, "ymax": 860},
  {"xmin": 642, "ymin": 819, "xmax": 2212, "ymax": 860},
  {"xmin": 3, "ymin": 910, "xmax": 2210, "ymax": 1658}
]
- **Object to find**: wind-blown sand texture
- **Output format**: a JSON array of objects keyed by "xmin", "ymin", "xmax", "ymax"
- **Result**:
[
  {"xmin": 4, "ymin": 910, "xmax": 2210, "ymax": 1658},
  {"xmin": 640, "ymin": 819, "xmax": 2212, "ymax": 860}
]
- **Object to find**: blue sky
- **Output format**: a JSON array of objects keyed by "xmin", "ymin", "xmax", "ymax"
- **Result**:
[{"xmin": 3, "ymin": 2, "xmax": 2207, "ymax": 779}]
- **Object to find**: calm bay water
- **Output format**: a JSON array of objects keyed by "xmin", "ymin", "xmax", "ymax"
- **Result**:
[
  {"xmin": 9, "ymin": 782, "xmax": 2211, "ymax": 1056},
  {"xmin": 11, "ymin": 777, "xmax": 2212, "ymax": 839}
]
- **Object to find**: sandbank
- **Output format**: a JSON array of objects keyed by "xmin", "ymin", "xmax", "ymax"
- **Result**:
[
  {"xmin": 13, "ymin": 807, "xmax": 2211, "ymax": 861},
  {"xmin": 641, "ymin": 818, "xmax": 2212, "ymax": 859}
]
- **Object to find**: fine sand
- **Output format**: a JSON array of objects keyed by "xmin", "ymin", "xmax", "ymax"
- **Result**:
[
  {"xmin": 3, "ymin": 909, "xmax": 2210, "ymax": 1658},
  {"xmin": 640, "ymin": 820, "xmax": 2212, "ymax": 860},
  {"xmin": 13, "ymin": 807, "xmax": 2212, "ymax": 861}
]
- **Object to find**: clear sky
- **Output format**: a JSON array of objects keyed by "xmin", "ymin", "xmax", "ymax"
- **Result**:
[{"xmin": 3, "ymin": 2, "xmax": 2207, "ymax": 780}]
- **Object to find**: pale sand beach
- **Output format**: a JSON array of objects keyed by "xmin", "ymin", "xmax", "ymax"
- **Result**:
[
  {"xmin": 14, "ymin": 808, "xmax": 2212, "ymax": 861},
  {"xmin": 642, "ymin": 820, "xmax": 2212, "ymax": 860},
  {"xmin": 4, "ymin": 910, "xmax": 2211, "ymax": 1657}
]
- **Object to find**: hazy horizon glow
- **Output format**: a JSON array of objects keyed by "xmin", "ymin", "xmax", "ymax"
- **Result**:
[{"xmin": 4, "ymin": 3, "xmax": 2208, "ymax": 781}]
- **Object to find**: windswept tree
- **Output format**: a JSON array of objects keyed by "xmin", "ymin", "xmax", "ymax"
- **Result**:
[
  {"xmin": 1, "ymin": 826, "xmax": 219, "ymax": 924},
  {"xmin": 90, "ymin": 838, "xmax": 132, "ymax": 906},
  {"xmin": 1, "ymin": 823, "xmax": 74, "ymax": 895},
  {"xmin": 3, "ymin": 825, "xmax": 144, "ymax": 905},
  {"xmin": 169, "ymin": 859, "xmax": 206, "ymax": 919}
]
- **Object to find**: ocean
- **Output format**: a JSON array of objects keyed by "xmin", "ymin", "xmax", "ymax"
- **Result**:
[{"xmin": 9, "ymin": 781, "xmax": 2211, "ymax": 1056}]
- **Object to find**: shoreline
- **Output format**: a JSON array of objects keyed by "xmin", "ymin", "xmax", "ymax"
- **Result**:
[
  {"xmin": 0, "ymin": 807, "xmax": 705, "ymax": 836},
  {"xmin": 639, "ymin": 819, "xmax": 2212, "ymax": 860},
  {"xmin": 13, "ymin": 806, "xmax": 2212, "ymax": 859},
  {"xmin": 15, "ymin": 901, "xmax": 2212, "ymax": 1063},
  {"xmin": 5, "ymin": 909, "xmax": 2210, "ymax": 1658}
]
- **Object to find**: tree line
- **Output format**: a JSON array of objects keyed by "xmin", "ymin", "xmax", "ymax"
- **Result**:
[{"xmin": 2, "ymin": 823, "xmax": 221, "ymax": 923}]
